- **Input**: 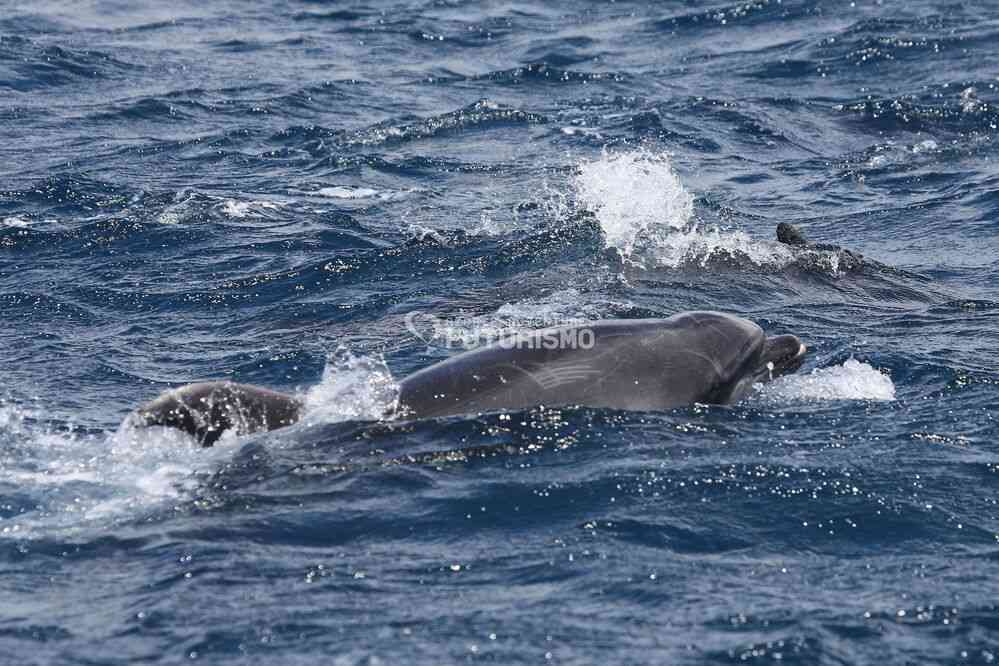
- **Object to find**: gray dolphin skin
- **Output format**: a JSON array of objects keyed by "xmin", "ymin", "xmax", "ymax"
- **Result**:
[
  {"xmin": 776, "ymin": 222, "xmax": 866, "ymax": 270},
  {"xmin": 134, "ymin": 312, "xmax": 807, "ymax": 446},
  {"xmin": 397, "ymin": 312, "xmax": 806, "ymax": 418},
  {"xmin": 135, "ymin": 382, "xmax": 304, "ymax": 447}
]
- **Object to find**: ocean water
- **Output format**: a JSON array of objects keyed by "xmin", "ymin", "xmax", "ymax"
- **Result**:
[{"xmin": 2, "ymin": 0, "xmax": 998, "ymax": 663}]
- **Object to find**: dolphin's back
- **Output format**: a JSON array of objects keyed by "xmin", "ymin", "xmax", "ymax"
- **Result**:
[{"xmin": 398, "ymin": 313, "xmax": 765, "ymax": 418}]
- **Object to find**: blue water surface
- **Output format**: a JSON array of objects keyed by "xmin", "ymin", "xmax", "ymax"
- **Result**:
[{"xmin": 2, "ymin": 0, "xmax": 999, "ymax": 663}]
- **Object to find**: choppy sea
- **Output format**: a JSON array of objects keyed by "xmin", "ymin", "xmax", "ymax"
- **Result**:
[{"xmin": 2, "ymin": 1, "xmax": 998, "ymax": 663}]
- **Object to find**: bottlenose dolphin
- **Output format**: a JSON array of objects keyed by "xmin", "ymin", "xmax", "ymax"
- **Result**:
[
  {"xmin": 776, "ymin": 222, "xmax": 866, "ymax": 270},
  {"xmin": 134, "ymin": 312, "xmax": 806, "ymax": 446},
  {"xmin": 134, "ymin": 382, "xmax": 303, "ymax": 447}
]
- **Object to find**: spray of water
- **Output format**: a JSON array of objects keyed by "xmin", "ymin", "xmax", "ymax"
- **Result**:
[
  {"xmin": 755, "ymin": 358, "xmax": 896, "ymax": 402},
  {"xmin": 301, "ymin": 348, "xmax": 400, "ymax": 426},
  {"xmin": 573, "ymin": 149, "xmax": 694, "ymax": 255},
  {"xmin": 0, "ymin": 349, "xmax": 404, "ymax": 539},
  {"xmin": 0, "ymin": 399, "xmax": 226, "ymax": 539},
  {"xmin": 566, "ymin": 148, "xmax": 840, "ymax": 272}
]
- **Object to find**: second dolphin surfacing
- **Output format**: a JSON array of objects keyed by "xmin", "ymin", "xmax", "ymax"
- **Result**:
[{"xmin": 135, "ymin": 312, "xmax": 807, "ymax": 446}]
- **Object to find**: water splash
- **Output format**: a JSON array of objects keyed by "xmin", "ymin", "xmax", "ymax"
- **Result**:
[
  {"xmin": 0, "ymin": 349, "xmax": 402, "ymax": 538},
  {"xmin": 755, "ymin": 359, "xmax": 896, "ymax": 402},
  {"xmin": 572, "ymin": 148, "xmax": 694, "ymax": 255},
  {"xmin": 567, "ymin": 149, "xmax": 835, "ymax": 271},
  {"xmin": 301, "ymin": 348, "xmax": 399, "ymax": 425},
  {"xmin": 647, "ymin": 227, "xmax": 797, "ymax": 269},
  {"xmin": 0, "ymin": 400, "xmax": 221, "ymax": 539}
]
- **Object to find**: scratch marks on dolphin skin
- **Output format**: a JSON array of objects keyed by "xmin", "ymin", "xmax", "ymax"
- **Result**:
[{"xmin": 513, "ymin": 362, "xmax": 605, "ymax": 391}]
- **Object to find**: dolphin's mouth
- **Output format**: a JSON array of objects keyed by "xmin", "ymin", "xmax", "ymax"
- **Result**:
[{"xmin": 755, "ymin": 334, "xmax": 807, "ymax": 383}]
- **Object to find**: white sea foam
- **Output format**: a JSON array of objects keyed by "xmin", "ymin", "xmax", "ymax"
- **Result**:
[
  {"xmin": 469, "ymin": 210, "xmax": 510, "ymax": 236},
  {"xmin": 645, "ymin": 227, "xmax": 798, "ymax": 269},
  {"xmin": 960, "ymin": 86, "xmax": 980, "ymax": 114},
  {"xmin": 0, "ymin": 351, "xmax": 406, "ymax": 537},
  {"xmin": 156, "ymin": 190, "xmax": 200, "ymax": 225},
  {"xmin": 406, "ymin": 210, "xmax": 511, "ymax": 243},
  {"xmin": 493, "ymin": 289, "xmax": 611, "ymax": 324},
  {"xmin": 316, "ymin": 185, "xmax": 422, "ymax": 202},
  {"xmin": 0, "ymin": 400, "xmax": 223, "ymax": 539},
  {"xmin": 318, "ymin": 186, "xmax": 381, "ymax": 199},
  {"xmin": 220, "ymin": 199, "xmax": 283, "ymax": 218},
  {"xmin": 755, "ymin": 358, "xmax": 896, "ymax": 402},
  {"xmin": 406, "ymin": 224, "xmax": 455, "ymax": 245},
  {"xmin": 560, "ymin": 126, "xmax": 603, "ymax": 138},
  {"xmin": 1, "ymin": 215, "xmax": 32, "ymax": 228},
  {"xmin": 0, "ymin": 402, "xmax": 26, "ymax": 432},
  {"xmin": 863, "ymin": 138, "xmax": 943, "ymax": 171}
]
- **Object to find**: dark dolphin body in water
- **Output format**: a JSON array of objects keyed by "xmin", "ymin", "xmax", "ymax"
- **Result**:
[
  {"xmin": 135, "ymin": 312, "xmax": 806, "ymax": 446},
  {"xmin": 776, "ymin": 223, "xmax": 867, "ymax": 270}
]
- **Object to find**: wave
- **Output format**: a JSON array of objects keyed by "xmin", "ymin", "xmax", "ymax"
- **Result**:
[
  {"xmin": 261, "ymin": 99, "xmax": 546, "ymax": 153},
  {"xmin": 466, "ymin": 64, "xmax": 628, "ymax": 86},
  {"xmin": 650, "ymin": 0, "xmax": 822, "ymax": 33},
  {"xmin": 818, "ymin": 15, "xmax": 999, "ymax": 68},
  {"xmin": 0, "ymin": 36, "xmax": 140, "ymax": 91},
  {"xmin": 292, "ymin": 9, "xmax": 368, "ymax": 23},
  {"xmin": 837, "ymin": 90, "xmax": 999, "ymax": 134},
  {"xmin": 1, "ymin": 173, "xmax": 134, "ymax": 215},
  {"xmin": 342, "ymin": 99, "xmax": 548, "ymax": 147}
]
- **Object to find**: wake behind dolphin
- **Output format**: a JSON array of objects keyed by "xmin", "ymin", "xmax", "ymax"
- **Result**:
[{"xmin": 134, "ymin": 311, "xmax": 807, "ymax": 446}]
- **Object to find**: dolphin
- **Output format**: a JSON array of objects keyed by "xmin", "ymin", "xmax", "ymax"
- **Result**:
[
  {"xmin": 776, "ymin": 222, "xmax": 866, "ymax": 270},
  {"xmin": 133, "ymin": 382, "xmax": 304, "ymax": 447},
  {"xmin": 134, "ymin": 312, "xmax": 806, "ymax": 446}
]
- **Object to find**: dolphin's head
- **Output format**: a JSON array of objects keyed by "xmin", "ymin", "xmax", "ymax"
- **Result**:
[
  {"xmin": 134, "ymin": 381, "xmax": 303, "ymax": 447},
  {"xmin": 776, "ymin": 222, "xmax": 809, "ymax": 247},
  {"xmin": 673, "ymin": 312, "xmax": 807, "ymax": 405},
  {"xmin": 134, "ymin": 382, "xmax": 236, "ymax": 447}
]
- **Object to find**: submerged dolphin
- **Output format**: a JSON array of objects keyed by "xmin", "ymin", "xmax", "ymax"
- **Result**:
[
  {"xmin": 776, "ymin": 222, "xmax": 866, "ymax": 270},
  {"xmin": 134, "ymin": 312, "xmax": 806, "ymax": 446}
]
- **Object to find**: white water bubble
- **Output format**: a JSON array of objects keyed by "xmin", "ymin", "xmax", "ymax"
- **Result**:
[
  {"xmin": 756, "ymin": 358, "xmax": 896, "ymax": 402},
  {"xmin": 156, "ymin": 190, "xmax": 202, "ymax": 225}
]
